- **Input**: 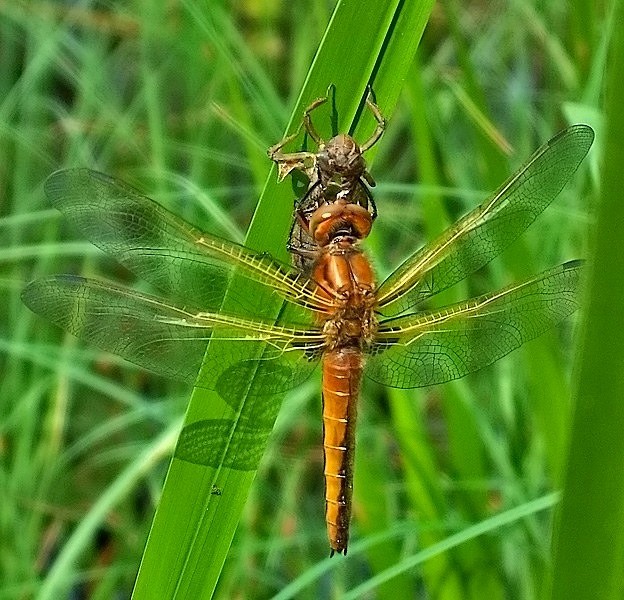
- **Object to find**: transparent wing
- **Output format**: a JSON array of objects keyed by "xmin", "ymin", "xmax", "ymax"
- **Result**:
[
  {"xmin": 377, "ymin": 125, "xmax": 593, "ymax": 316},
  {"xmin": 21, "ymin": 275, "xmax": 322, "ymax": 405},
  {"xmin": 44, "ymin": 168, "xmax": 331, "ymax": 318},
  {"xmin": 175, "ymin": 417, "xmax": 274, "ymax": 470},
  {"xmin": 367, "ymin": 261, "xmax": 582, "ymax": 388},
  {"xmin": 174, "ymin": 387, "xmax": 283, "ymax": 470}
]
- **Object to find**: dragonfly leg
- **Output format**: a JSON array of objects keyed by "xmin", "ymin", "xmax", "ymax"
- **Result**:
[
  {"xmin": 294, "ymin": 206, "xmax": 312, "ymax": 234},
  {"xmin": 359, "ymin": 96, "xmax": 386, "ymax": 152},
  {"xmin": 286, "ymin": 241, "xmax": 319, "ymax": 260},
  {"xmin": 302, "ymin": 96, "xmax": 329, "ymax": 145},
  {"xmin": 267, "ymin": 139, "xmax": 317, "ymax": 182},
  {"xmin": 268, "ymin": 96, "xmax": 332, "ymax": 181},
  {"xmin": 267, "ymin": 121, "xmax": 309, "ymax": 160},
  {"xmin": 364, "ymin": 186, "xmax": 378, "ymax": 219},
  {"xmin": 287, "ymin": 208, "xmax": 320, "ymax": 267}
]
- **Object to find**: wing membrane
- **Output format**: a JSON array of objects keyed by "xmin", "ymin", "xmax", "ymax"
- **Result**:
[
  {"xmin": 44, "ymin": 169, "xmax": 330, "ymax": 317},
  {"xmin": 21, "ymin": 275, "xmax": 322, "ymax": 403},
  {"xmin": 377, "ymin": 125, "xmax": 593, "ymax": 315},
  {"xmin": 367, "ymin": 261, "xmax": 582, "ymax": 388}
]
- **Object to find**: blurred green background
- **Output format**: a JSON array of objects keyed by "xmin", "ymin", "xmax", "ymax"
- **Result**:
[{"xmin": 0, "ymin": 1, "xmax": 605, "ymax": 598}]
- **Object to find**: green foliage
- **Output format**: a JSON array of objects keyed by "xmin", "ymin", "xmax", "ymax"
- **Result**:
[{"xmin": 0, "ymin": 0, "xmax": 607, "ymax": 598}]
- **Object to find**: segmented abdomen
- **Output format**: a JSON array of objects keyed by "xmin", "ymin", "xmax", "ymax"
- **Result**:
[{"xmin": 322, "ymin": 347, "xmax": 363, "ymax": 555}]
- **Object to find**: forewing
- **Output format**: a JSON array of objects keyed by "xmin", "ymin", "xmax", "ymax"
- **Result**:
[
  {"xmin": 44, "ymin": 169, "xmax": 329, "ymax": 317},
  {"xmin": 21, "ymin": 275, "xmax": 322, "ymax": 404},
  {"xmin": 377, "ymin": 125, "xmax": 593, "ymax": 316},
  {"xmin": 367, "ymin": 261, "xmax": 582, "ymax": 388}
]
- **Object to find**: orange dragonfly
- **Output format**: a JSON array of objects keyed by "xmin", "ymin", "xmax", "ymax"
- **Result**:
[{"xmin": 22, "ymin": 123, "xmax": 593, "ymax": 555}]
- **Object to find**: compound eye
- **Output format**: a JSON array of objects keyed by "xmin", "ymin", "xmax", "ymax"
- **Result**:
[
  {"xmin": 309, "ymin": 201, "xmax": 373, "ymax": 245},
  {"xmin": 309, "ymin": 203, "xmax": 343, "ymax": 246}
]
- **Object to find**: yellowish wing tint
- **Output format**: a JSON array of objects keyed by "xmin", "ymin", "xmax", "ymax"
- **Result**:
[
  {"xmin": 376, "ymin": 125, "xmax": 593, "ymax": 316},
  {"xmin": 22, "ymin": 275, "xmax": 323, "ymax": 404},
  {"xmin": 368, "ymin": 261, "xmax": 582, "ymax": 387},
  {"xmin": 43, "ymin": 168, "xmax": 332, "ymax": 317}
]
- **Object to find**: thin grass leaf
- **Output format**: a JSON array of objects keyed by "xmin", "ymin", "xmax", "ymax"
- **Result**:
[
  {"xmin": 344, "ymin": 493, "xmax": 560, "ymax": 600},
  {"xmin": 36, "ymin": 425, "xmax": 180, "ymax": 600}
]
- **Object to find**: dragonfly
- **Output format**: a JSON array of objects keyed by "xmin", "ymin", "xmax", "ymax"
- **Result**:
[
  {"xmin": 268, "ymin": 94, "xmax": 385, "ymax": 272},
  {"xmin": 22, "ymin": 123, "xmax": 593, "ymax": 555}
]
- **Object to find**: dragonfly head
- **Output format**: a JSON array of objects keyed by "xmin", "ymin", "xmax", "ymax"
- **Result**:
[
  {"xmin": 317, "ymin": 134, "xmax": 366, "ymax": 193},
  {"xmin": 309, "ymin": 200, "xmax": 372, "ymax": 246}
]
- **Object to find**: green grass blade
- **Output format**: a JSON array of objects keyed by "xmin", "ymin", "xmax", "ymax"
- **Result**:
[
  {"xmin": 550, "ymin": 3, "xmax": 624, "ymax": 598},
  {"xmin": 36, "ymin": 425, "xmax": 180, "ymax": 600},
  {"xmin": 131, "ymin": 1, "xmax": 434, "ymax": 598},
  {"xmin": 345, "ymin": 493, "xmax": 560, "ymax": 600}
]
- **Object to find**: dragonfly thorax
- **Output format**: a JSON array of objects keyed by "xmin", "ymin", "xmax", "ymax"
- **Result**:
[
  {"xmin": 312, "ymin": 236, "xmax": 378, "ymax": 350},
  {"xmin": 322, "ymin": 308, "xmax": 377, "ymax": 350}
]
